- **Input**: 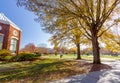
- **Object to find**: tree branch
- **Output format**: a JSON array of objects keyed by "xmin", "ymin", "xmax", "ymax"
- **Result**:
[
  {"xmin": 98, "ymin": 23, "xmax": 116, "ymax": 37},
  {"xmin": 78, "ymin": 18, "xmax": 92, "ymax": 38}
]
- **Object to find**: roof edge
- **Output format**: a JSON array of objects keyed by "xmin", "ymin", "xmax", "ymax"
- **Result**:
[
  {"xmin": 10, "ymin": 24, "xmax": 22, "ymax": 31},
  {"xmin": 0, "ymin": 13, "xmax": 22, "ymax": 31},
  {"xmin": 0, "ymin": 19, "xmax": 22, "ymax": 31}
]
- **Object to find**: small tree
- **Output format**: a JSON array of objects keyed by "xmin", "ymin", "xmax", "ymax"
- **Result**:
[{"xmin": 21, "ymin": 43, "xmax": 36, "ymax": 53}]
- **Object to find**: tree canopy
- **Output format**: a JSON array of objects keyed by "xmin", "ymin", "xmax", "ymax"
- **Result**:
[{"xmin": 17, "ymin": 0, "xmax": 120, "ymax": 64}]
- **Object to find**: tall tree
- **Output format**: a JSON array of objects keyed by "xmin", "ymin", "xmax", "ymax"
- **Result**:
[
  {"xmin": 69, "ymin": 27, "xmax": 82, "ymax": 59},
  {"xmin": 17, "ymin": 0, "xmax": 120, "ymax": 64},
  {"xmin": 49, "ymin": 19, "xmax": 89, "ymax": 59},
  {"xmin": 49, "ymin": 36, "xmax": 59, "ymax": 55}
]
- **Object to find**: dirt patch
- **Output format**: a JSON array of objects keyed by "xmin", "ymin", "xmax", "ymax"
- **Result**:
[
  {"xmin": 74, "ymin": 60, "xmax": 112, "ymax": 73},
  {"xmin": 89, "ymin": 63, "xmax": 112, "ymax": 72}
]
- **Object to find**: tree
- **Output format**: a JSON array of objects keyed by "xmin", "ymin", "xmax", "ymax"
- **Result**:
[
  {"xmin": 63, "ymin": 20, "xmax": 85, "ymax": 59},
  {"xmin": 35, "ymin": 47, "xmax": 49, "ymax": 54},
  {"xmin": 59, "ymin": 46, "xmax": 68, "ymax": 54},
  {"xmin": 110, "ymin": 22, "xmax": 120, "ymax": 46},
  {"xmin": 68, "ymin": 27, "xmax": 82, "ymax": 59},
  {"xmin": 35, "ymin": 43, "xmax": 49, "ymax": 54},
  {"xmin": 49, "ymin": 36, "xmax": 59, "ymax": 55},
  {"xmin": 21, "ymin": 43, "xmax": 36, "ymax": 53},
  {"xmin": 69, "ymin": 47, "xmax": 77, "ymax": 55},
  {"xmin": 101, "ymin": 26, "xmax": 120, "ymax": 55},
  {"xmin": 17, "ymin": 0, "xmax": 120, "ymax": 64},
  {"xmin": 49, "ymin": 21, "xmax": 84, "ymax": 59},
  {"xmin": 49, "ymin": 18, "xmax": 90, "ymax": 59}
]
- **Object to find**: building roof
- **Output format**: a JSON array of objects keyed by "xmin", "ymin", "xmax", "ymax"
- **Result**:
[{"xmin": 0, "ymin": 13, "xmax": 22, "ymax": 31}]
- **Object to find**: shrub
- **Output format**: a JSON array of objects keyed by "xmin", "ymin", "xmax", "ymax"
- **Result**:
[
  {"xmin": 0, "ymin": 49, "xmax": 12, "ymax": 61},
  {"xmin": 11, "ymin": 56, "xmax": 20, "ymax": 62},
  {"xmin": 12, "ymin": 53, "xmax": 40, "ymax": 61},
  {"xmin": 34, "ymin": 52, "xmax": 42, "ymax": 57},
  {"xmin": 4, "ymin": 55, "xmax": 13, "ymax": 61}
]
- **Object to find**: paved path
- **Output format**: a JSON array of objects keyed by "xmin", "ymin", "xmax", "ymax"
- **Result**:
[{"xmin": 49, "ymin": 59, "xmax": 120, "ymax": 83}]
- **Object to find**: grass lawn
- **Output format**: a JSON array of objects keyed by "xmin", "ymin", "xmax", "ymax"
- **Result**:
[
  {"xmin": 41, "ymin": 54, "xmax": 120, "ymax": 61},
  {"xmin": 0, "ymin": 58, "xmax": 93, "ymax": 83},
  {"xmin": 0, "ymin": 54, "xmax": 117, "ymax": 83},
  {"xmin": 41, "ymin": 54, "xmax": 93, "ymax": 60}
]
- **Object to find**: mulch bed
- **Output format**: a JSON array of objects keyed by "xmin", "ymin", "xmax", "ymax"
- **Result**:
[{"xmin": 89, "ymin": 63, "xmax": 112, "ymax": 72}]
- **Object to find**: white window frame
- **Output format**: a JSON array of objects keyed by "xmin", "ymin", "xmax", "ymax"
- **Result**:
[
  {"xmin": 10, "ymin": 37, "xmax": 18, "ymax": 54},
  {"xmin": 0, "ymin": 33, "xmax": 4, "ymax": 50}
]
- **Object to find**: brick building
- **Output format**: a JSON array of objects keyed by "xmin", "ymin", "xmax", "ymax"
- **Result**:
[{"xmin": 0, "ymin": 13, "xmax": 22, "ymax": 54}]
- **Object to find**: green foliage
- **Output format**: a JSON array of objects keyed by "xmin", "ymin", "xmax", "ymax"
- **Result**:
[
  {"xmin": 17, "ymin": 0, "xmax": 120, "ymax": 64},
  {"xmin": 3, "ymin": 56, "xmax": 13, "ymax": 61},
  {"xmin": 34, "ymin": 52, "xmax": 42, "ymax": 57},
  {"xmin": 12, "ymin": 53, "xmax": 41, "ymax": 61},
  {"xmin": 0, "ymin": 49, "xmax": 12, "ymax": 61},
  {"xmin": 0, "ymin": 49, "xmax": 11, "ymax": 57},
  {"xmin": 0, "ymin": 50, "xmax": 42, "ymax": 62}
]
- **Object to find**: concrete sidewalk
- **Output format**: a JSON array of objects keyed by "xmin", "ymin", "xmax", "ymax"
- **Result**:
[
  {"xmin": 49, "ymin": 69, "xmax": 120, "ymax": 83},
  {"xmin": 49, "ymin": 60, "xmax": 120, "ymax": 83}
]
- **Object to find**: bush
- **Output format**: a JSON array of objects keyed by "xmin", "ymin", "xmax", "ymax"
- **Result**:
[
  {"xmin": 11, "ymin": 56, "xmax": 20, "ymax": 62},
  {"xmin": 4, "ymin": 55, "xmax": 13, "ymax": 61},
  {"xmin": 12, "ymin": 53, "xmax": 40, "ymax": 61},
  {"xmin": 34, "ymin": 52, "xmax": 42, "ymax": 57},
  {"xmin": 0, "ymin": 49, "xmax": 12, "ymax": 61}
]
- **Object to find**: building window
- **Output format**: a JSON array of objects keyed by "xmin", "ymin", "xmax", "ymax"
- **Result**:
[
  {"xmin": 10, "ymin": 38, "xmax": 17, "ymax": 53},
  {"xmin": 0, "ymin": 35, "xmax": 3, "ymax": 50},
  {"xmin": 0, "ymin": 26, "xmax": 2, "ymax": 30},
  {"xmin": 13, "ymin": 30, "xmax": 18, "ymax": 36}
]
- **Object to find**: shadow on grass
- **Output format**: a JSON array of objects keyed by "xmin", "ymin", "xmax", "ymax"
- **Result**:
[
  {"xmin": 0, "ymin": 60, "xmax": 73, "ymax": 82},
  {"xmin": 0, "ymin": 59, "xmax": 113, "ymax": 83}
]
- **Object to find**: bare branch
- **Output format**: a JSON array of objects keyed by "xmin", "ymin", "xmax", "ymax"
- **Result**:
[
  {"xmin": 78, "ymin": 18, "xmax": 92, "ymax": 38},
  {"xmin": 98, "ymin": 23, "xmax": 116, "ymax": 37}
]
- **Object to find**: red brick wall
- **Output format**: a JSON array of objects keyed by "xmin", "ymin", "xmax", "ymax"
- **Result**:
[
  {"xmin": 9, "ymin": 25, "xmax": 21, "ymax": 54},
  {"xmin": 0, "ymin": 23, "xmax": 21, "ymax": 55},
  {"xmin": 0, "ymin": 23, "xmax": 10, "ymax": 50},
  {"xmin": 17, "ymin": 30, "xmax": 22, "ymax": 54}
]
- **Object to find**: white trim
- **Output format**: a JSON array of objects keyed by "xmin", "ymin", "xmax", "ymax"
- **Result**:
[
  {"xmin": 11, "ymin": 36, "xmax": 19, "ymax": 40},
  {"xmin": 10, "ymin": 37, "xmax": 18, "ymax": 54},
  {"xmin": 0, "ymin": 13, "xmax": 22, "ymax": 31},
  {"xmin": 10, "ymin": 24, "xmax": 22, "ymax": 31},
  {"xmin": 0, "ymin": 20, "xmax": 22, "ymax": 31},
  {"xmin": 0, "ymin": 34, "xmax": 4, "ymax": 50}
]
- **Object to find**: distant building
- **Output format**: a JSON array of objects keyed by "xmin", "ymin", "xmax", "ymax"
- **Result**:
[{"xmin": 0, "ymin": 13, "xmax": 22, "ymax": 54}]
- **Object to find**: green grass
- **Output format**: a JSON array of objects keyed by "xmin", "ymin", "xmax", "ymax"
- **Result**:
[
  {"xmin": 100, "ymin": 55, "xmax": 120, "ymax": 59},
  {"xmin": 0, "ymin": 58, "xmax": 89, "ymax": 83},
  {"xmin": 42, "ymin": 54, "xmax": 120, "ymax": 60},
  {"xmin": 42, "ymin": 54, "xmax": 93, "ymax": 61},
  {"xmin": 0, "ymin": 54, "xmax": 119, "ymax": 82},
  {"xmin": 0, "ymin": 59, "xmax": 61, "ymax": 82},
  {"xmin": 41, "ymin": 54, "xmax": 120, "ymax": 61}
]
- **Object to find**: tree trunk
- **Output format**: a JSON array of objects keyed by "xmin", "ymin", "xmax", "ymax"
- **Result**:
[
  {"xmin": 92, "ymin": 36, "xmax": 101, "ymax": 64},
  {"xmin": 76, "ymin": 44, "xmax": 81, "ymax": 59}
]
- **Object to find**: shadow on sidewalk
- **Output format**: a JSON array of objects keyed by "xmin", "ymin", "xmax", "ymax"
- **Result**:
[{"xmin": 51, "ymin": 64, "xmax": 120, "ymax": 83}]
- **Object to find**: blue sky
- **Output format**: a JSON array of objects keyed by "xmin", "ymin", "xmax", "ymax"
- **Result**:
[{"xmin": 0, "ymin": 0, "xmax": 52, "ymax": 48}]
